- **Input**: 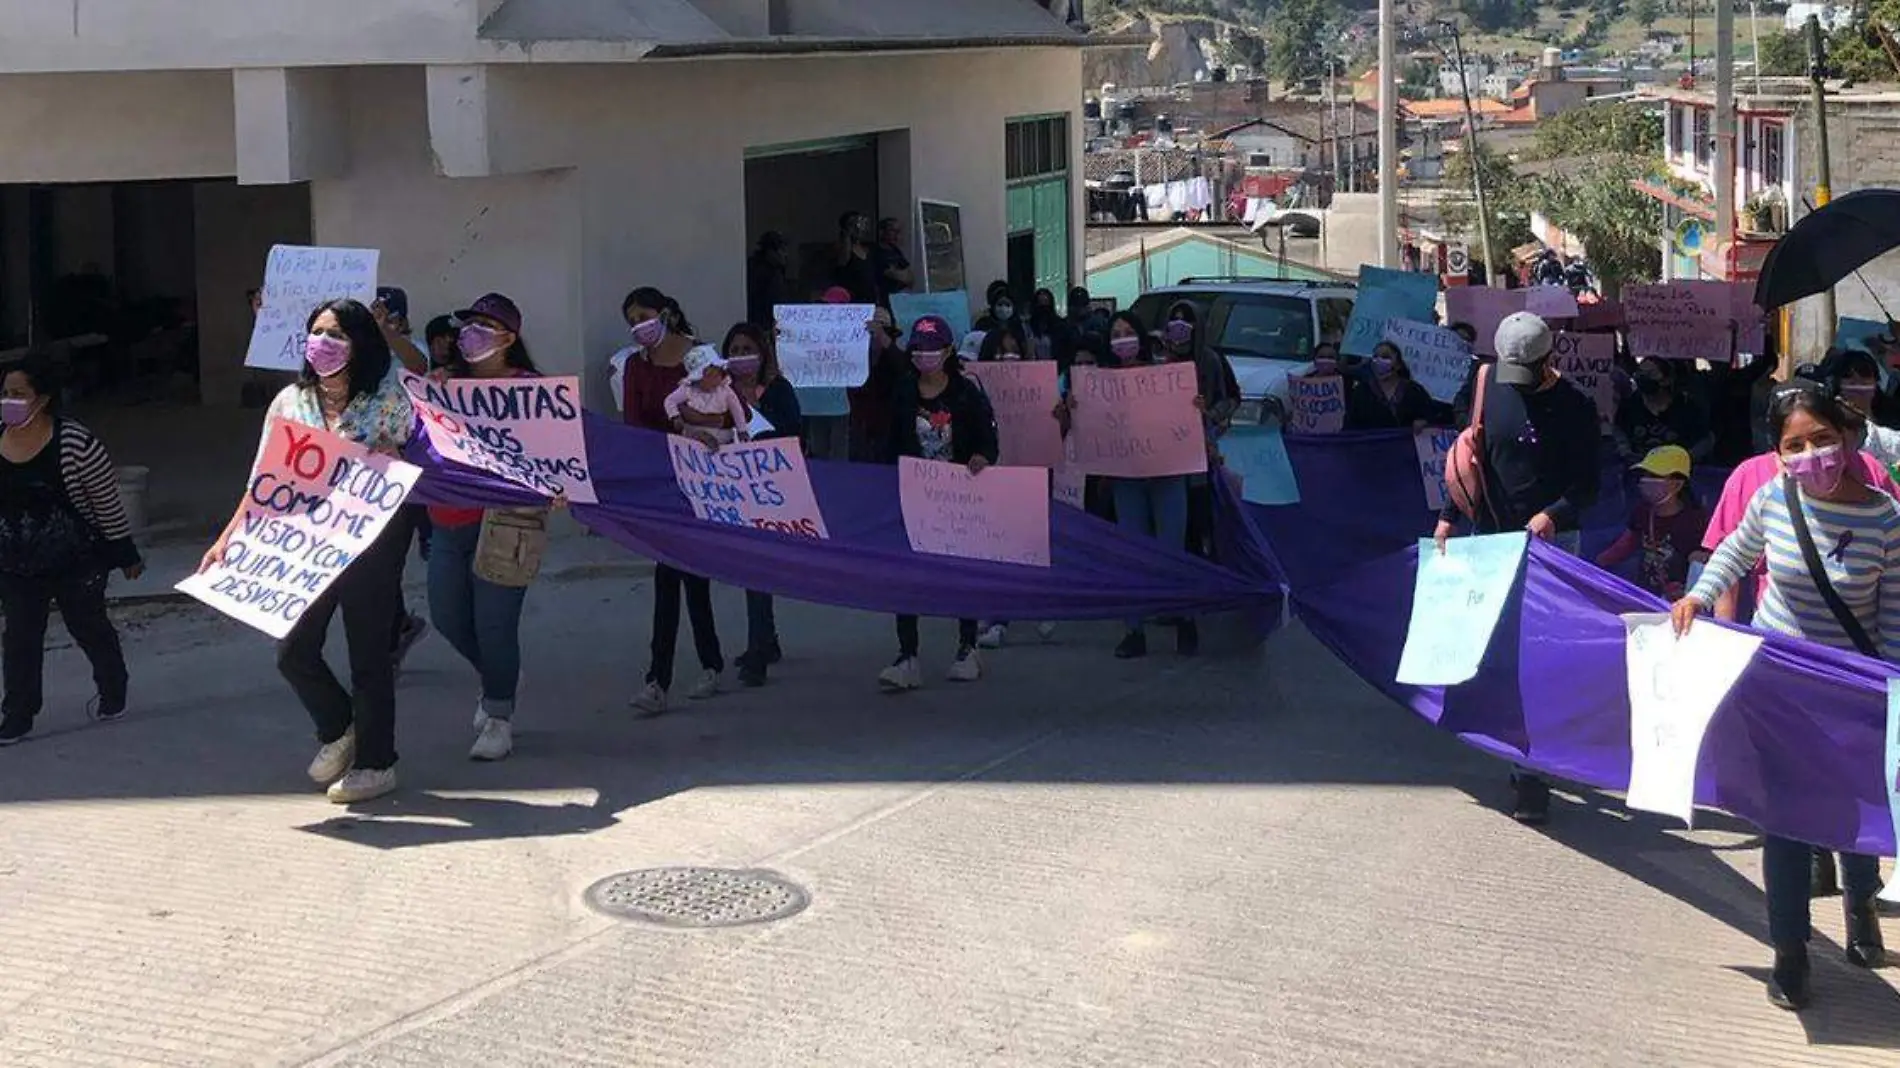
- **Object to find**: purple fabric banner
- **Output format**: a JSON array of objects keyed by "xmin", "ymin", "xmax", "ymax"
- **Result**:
[{"xmin": 407, "ymin": 412, "xmax": 1288, "ymax": 627}]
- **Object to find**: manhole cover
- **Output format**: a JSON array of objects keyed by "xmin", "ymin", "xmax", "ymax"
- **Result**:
[{"xmin": 583, "ymin": 867, "xmax": 809, "ymax": 929}]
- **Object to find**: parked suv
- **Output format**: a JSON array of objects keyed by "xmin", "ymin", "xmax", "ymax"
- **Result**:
[{"xmin": 1127, "ymin": 278, "xmax": 1358, "ymax": 415}]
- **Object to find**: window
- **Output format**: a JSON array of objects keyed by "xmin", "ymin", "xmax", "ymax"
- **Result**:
[
  {"xmin": 1006, "ymin": 116, "xmax": 1071, "ymax": 181},
  {"xmin": 1671, "ymin": 105, "xmax": 1686, "ymax": 157},
  {"xmin": 1760, "ymin": 122, "xmax": 1786, "ymax": 185},
  {"xmin": 1249, "ymin": 152, "xmax": 1272, "ymax": 167},
  {"xmin": 1215, "ymin": 296, "xmax": 1316, "ymax": 362},
  {"xmin": 1693, "ymin": 107, "xmax": 1712, "ymax": 169}
]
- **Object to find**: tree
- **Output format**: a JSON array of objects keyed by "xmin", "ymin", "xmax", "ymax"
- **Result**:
[
  {"xmin": 1631, "ymin": 0, "xmax": 1662, "ymax": 28},
  {"xmin": 1439, "ymin": 142, "xmax": 1533, "ymax": 270},
  {"xmin": 1529, "ymin": 159, "xmax": 1665, "ymax": 297},
  {"xmin": 1267, "ymin": 0, "xmax": 1331, "ymax": 85},
  {"xmin": 1530, "ymin": 101, "xmax": 1663, "ymax": 160},
  {"xmin": 1755, "ymin": 29, "xmax": 1808, "ymax": 76}
]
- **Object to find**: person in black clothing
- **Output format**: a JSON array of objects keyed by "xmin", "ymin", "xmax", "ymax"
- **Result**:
[
  {"xmin": 973, "ymin": 280, "xmax": 1023, "ymax": 336},
  {"xmin": 832, "ymin": 213, "xmax": 880, "ymax": 306},
  {"xmin": 1026, "ymin": 287, "xmax": 1075, "ymax": 367},
  {"xmin": 1345, "ymin": 341, "xmax": 1444, "ymax": 430},
  {"xmin": 747, "ymin": 231, "xmax": 794, "ymax": 328},
  {"xmin": 1067, "ymin": 286, "xmax": 1111, "ymax": 343},
  {"xmin": 723, "ymin": 323, "xmax": 804, "ymax": 688},
  {"xmin": 876, "ymin": 314, "xmax": 999, "ymax": 692},
  {"xmin": 1435, "ymin": 311, "xmax": 1601, "ymax": 826},
  {"xmin": 873, "ymin": 217, "xmax": 914, "ymax": 304},
  {"xmin": 1614, "ymin": 357, "xmax": 1713, "ymax": 464}
]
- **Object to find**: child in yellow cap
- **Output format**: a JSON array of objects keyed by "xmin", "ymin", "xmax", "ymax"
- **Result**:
[{"xmin": 1595, "ymin": 444, "xmax": 1709, "ymax": 599}]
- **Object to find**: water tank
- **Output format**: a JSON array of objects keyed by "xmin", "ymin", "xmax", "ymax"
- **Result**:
[
  {"xmin": 1116, "ymin": 102, "xmax": 1138, "ymax": 120},
  {"xmin": 1542, "ymin": 47, "xmax": 1562, "ymax": 76},
  {"xmin": 1084, "ymin": 98, "xmax": 1102, "ymax": 119},
  {"xmin": 1156, "ymin": 114, "xmax": 1174, "ymax": 134}
]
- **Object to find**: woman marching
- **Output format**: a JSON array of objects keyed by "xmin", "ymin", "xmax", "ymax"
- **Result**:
[
  {"xmin": 621, "ymin": 287, "xmax": 726, "ymax": 714},
  {"xmin": 427, "ymin": 293, "xmax": 551, "ymax": 762},
  {"xmin": 0, "ymin": 357, "xmax": 145, "ymax": 745},
  {"xmin": 723, "ymin": 323, "xmax": 803, "ymax": 687},
  {"xmin": 202, "ymin": 299, "xmax": 415, "ymax": 802},
  {"xmin": 1673, "ymin": 383, "xmax": 1896, "ymax": 1010}
]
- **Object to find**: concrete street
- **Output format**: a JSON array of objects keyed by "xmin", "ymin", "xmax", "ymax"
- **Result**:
[{"xmin": 2, "ymin": 563, "xmax": 1899, "ymax": 1067}]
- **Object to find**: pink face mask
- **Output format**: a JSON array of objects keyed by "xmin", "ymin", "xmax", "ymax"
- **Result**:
[
  {"xmin": 1785, "ymin": 443, "xmax": 1849, "ymax": 496},
  {"xmin": 912, "ymin": 352, "xmax": 947, "ymax": 375},
  {"xmin": 0, "ymin": 398, "xmax": 36, "ymax": 428},
  {"xmin": 630, "ymin": 318, "xmax": 666, "ymax": 349},
  {"xmin": 305, "ymin": 334, "xmax": 351, "ymax": 378},
  {"xmin": 1109, "ymin": 336, "xmax": 1141, "ymax": 361},
  {"xmin": 1637, "ymin": 477, "xmax": 1678, "ymax": 504},
  {"xmin": 459, "ymin": 324, "xmax": 506, "ymax": 363},
  {"xmin": 726, "ymin": 356, "xmax": 762, "ymax": 378}
]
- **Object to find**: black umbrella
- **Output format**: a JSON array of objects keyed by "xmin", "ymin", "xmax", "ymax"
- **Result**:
[{"xmin": 1755, "ymin": 189, "xmax": 1900, "ymax": 311}]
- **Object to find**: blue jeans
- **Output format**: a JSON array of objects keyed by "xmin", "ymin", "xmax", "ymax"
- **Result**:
[
  {"xmin": 426, "ymin": 520, "xmax": 527, "ymax": 717},
  {"xmin": 1764, "ymin": 836, "xmax": 1882, "ymax": 945},
  {"xmin": 1112, "ymin": 475, "xmax": 1190, "ymax": 632}
]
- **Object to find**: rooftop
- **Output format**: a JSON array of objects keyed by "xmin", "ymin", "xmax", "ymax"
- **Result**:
[
  {"xmin": 480, "ymin": 0, "xmax": 1090, "ymax": 54},
  {"xmin": 1084, "ymin": 148, "xmax": 1207, "ymax": 185},
  {"xmin": 1643, "ymin": 79, "xmax": 1900, "ymax": 109}
]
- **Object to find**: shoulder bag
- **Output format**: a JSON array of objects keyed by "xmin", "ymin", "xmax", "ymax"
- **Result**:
[
  {"xmin": 474, "ymin": 507, "xmax": 550, "ymax": 588},
  {"xmin": 1445, "ymin": 364, "xmax": 1492, "ymax": 523}
]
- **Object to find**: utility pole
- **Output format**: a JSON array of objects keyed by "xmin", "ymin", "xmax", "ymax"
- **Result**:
[
  {"xmin": 1377, "ymin": 0, "xmax": 1399, "ymax": 266},
  {"xmin": 1807, "ymin": 14, "xmax": 1836, "ymax": 329},
  {"xmin": 1348, "ymin": 82, "xmax": 1360, "ymax": 193},
  {"xmin": 1714, "ymin": 0, "xmax": 1735, "ymax": 274},
  {"xmin": 1446, "ymin": 21, "xmax": 1498, "ymax": 287}
]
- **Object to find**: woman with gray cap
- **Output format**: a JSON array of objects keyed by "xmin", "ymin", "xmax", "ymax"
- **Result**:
[{"xmin": 1433, "ymin": 310, "xmax": 1601, "ymax": 825}]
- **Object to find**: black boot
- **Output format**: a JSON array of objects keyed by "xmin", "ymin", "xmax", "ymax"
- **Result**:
[
  {"xmin": 1175, "ymin": 620, "xmax": 1199, "ymax": 657},
  {"xmin": 735, "ymin": 651, "xmax": 768, "ymax": 688},
  {"xmin": 1846, "ymin": 894, "xmax": 1886, "ymax": 968},
  {"xmin": 1767, "ymin": 943, "xmax": 1812, "ymax": 1010},
  {"xmin": 1114, "ymin": 630, "xmax": 1148, "ymax": 659},
  {"xmin": 1509, "ymin": 773, "xmax": 1551, "ymax": 826},
  {"xmin": 1811, "ymin": 849, "xmax": 1841, "ymax": 898}
]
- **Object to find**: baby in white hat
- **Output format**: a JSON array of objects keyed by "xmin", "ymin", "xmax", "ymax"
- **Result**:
[{"xmin": 665, "ymin": 344, "xmax": 751, "ymax": 447}]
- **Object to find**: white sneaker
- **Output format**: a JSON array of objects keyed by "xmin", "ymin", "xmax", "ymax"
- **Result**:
[
  {"xmin": 946, "ymin": 648, "xmax": 983, "ymax": 683},
  {"xmin": 326, "ymin": 766, "xmax": 398, "ymax": 804},
  {"xmin": 630, "ymin": 682, "xmax": 668, "ymax": 718},
  {"xmin": 306, "ymin": 729, "xmax": 356, "ymax": 784},
  {"xmin": 878, "ymin": 656, "xmax": 923, "ymax": 692},
  {"xmin": 687, "ymin": 669, "xmax": 721, "ymax": 700},
  {"xmin": 472, "ymin": 698, "xmax": 488, "ymax": 731},
  {"xmin": 1036, "ymin": 622, "xmax": 1058, "ymax": 642},
  {"xmin": 976, "ymin": 623, "xmax": 1007, "ymax": 649},
  {"xmin": 470, "ymin": 718, "xmax": 513, "ymax": 761}
]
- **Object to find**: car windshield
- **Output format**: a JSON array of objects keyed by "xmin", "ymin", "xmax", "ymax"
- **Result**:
[{"xmin": 1215, "ymin": 296, "xmax": 1314, "ymax": 362}]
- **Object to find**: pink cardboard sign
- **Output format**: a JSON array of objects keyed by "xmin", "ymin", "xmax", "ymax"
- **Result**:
[
  {"xmin": 1549, "ymin": 331, "xmax": 1616, "ymax": 429},
  {"xmin": 899, "ymin": 458, "xmax": 1051, "ymax": 568},
  {"xmin": 1524, "ymin": 285, "xmax": 1580, "ymax": 319},
  {"xmin": 177, "ymin": 419, "xmax": 421, "ymax": 639},
  {"xmin": 1066, "ymin": 364, "xmax": 1208, "ymax": 478},
  {"xmin": 1286, "ymin": 373, "xmax": 1346, "ymax": 434},
  {"xmin": 1624, "ymin": 282, "xmax": 1735, "ymax": 362},
  {"xmin": 668, "ymin": 436, "xmax": 829, "ymax": 539},
  {"xmin": 964, "ymin": 361, "xmax": 1064, "ymax": 468},
  {"xmin": 401, "ymin": 372, "xmax": 596, "ymax": 503},
  {"xmin": 1444, "ymin": 287, "xmax": 1529, "ymax": 357}
]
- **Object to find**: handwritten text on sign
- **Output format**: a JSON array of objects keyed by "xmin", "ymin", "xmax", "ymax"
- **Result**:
[
  {"xmin": 1395, "ymin": 531, "xmax": 1529, "ymax": 686},
  {"xmin": 177, "ymin": 420, "xmax": 420, "ymax": 639},
  {"xmin": 774, "ymin": 303, "xmax": 875, "ymax": 389},
  {"xmin": 899, "ymin": 458, "xmax": 1052, "ymax": 568},
  {"xmin": 1384, "ymin": 319, "xmax": 1472, "ymax": 404},
  {"xmin": 1066, "ymin": 363, "xmax": 1208, "ymax": 478},
  {"xmin": 401, "ymin": 373, "xmax": 597, "ymax": 503},
  {"xmin": 1343, "ymin": 266, "xmax": 1440, "ymax": 357},
  {"xmin": 1624, "ymin": 282, "xmax": 1733, "ymax": 362},
  {"xmin": 1413, "ymin": 426, "xmax": 1458, "ymax": 512},
  {"xmin": 245, "ymin": 245, "xmax": 380, "ymax": 372},
  {"xmin": 965, "ymin": 361, "xmax": 1064, "ymax": 469},
  {"xmin": 1622, "ymin": 613, "xmax": 1762, "ymax": 826},
  {"xmin": 668, "ymin": 436, "xmax": 829, "ymax": 539},
  {"xmin": 1286, "ymin": 374, "xmax": 1345, "ymax": 434},
  {"xmin": 1549, "ymin": 332, "xmax": 1616, "ymax": 429}
]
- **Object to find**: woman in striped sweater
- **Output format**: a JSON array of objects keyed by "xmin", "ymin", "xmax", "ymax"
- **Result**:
[
  {"xmin": 0, "ymin": 358, "xmax": 144, "ymax": 746},
  {"xmin": 1673, "ymin": 384, "xmax": 1898, "ymax": 1011}
]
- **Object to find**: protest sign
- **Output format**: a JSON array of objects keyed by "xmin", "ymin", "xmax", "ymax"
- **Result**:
[
  {"xmin": 177, "ymin": 420, "xmax": 420, "ymax": 639},
  {"xmin": 774, "ymin": 303, "xmax": 875, "ymax": 389},
  {"xmin": 1286, "ymin": 374, "xmax": 1345, "ymax": 434},
  {"xmin": 1624, "ymin": 282, "xmax": 1734, "ymax": 362},
  {"xmin": 245, "ymin": 245, "xmax": 380, "ymax": 371},
  {"xmin": 1395, "ymin": 531, "xmax": 1528, "ymax": 686},
  {"xmin": 1052, "ymin": 461, "xmax": 1086, "ymax": 510},
  {"xmin": 401, "ymin": 372, "xmax": 596, "ymax": 503},
  {"xmin": 889, "ymin": 290, "xmax": 974, "ymax": 347},
  {"xmin": 898, "ymin": 458, "xmax": 1051, "ymax": 568},
  {"xmin": 668, "ymin": 435, "xmax": 829, "ymax": 539},
  {"xmin": 1621, "ymin": 613, "xmax": 1762, "ymax": 826},
  {"xmin": 1549, "ymin": 331, "xmax": 1616, "ymax": 428},
  {"xmin": 1066, "ymin": 364, "xmax": 1208, "ymax": 478},
  {"xmin": 964, "ymin": 361, "xmax": 1064, "ymax": 468},
  {"xmin": 1221, "ymin": 425, "xmax": 1301, "ymax": 505},
  {"xmin": 1838, "ymin": 316, "xmax": 1893, "ymax": 353},
  {"xmin": 1343, "ymin": 266, "xmax": 1439, "ymax": 356},
  {"xmin": 1443, "ymin": 286, "xmax": 1527, "ymax": 357},
  {"xmin": 1523, "ymin": 285, "xmax": 1580, "ymax": 320},
  {"xmin": 1413, "ymin": 426, "xmax": 1457, "ymax": 512},
  {"xmin": 1383, "ymin": 319, "xmax": 1472, "ymax": 404}
]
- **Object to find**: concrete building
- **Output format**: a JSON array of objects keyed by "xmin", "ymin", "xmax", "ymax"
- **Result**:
[
  {"xmin": 1640, "ymin": 79, "xmax": 1900, "ymax": 361},
  {"xmin": 0, "ymin": 0, "xmax": 1087, "ymax": 528}
]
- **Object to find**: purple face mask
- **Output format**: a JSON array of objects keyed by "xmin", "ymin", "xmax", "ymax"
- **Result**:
[
  {"xmin": 630, "ymin": 318, "xmax": 667, "ymax": 349},
  {"xmin": 1110, "ymin": 336, "xmax": 1142, "ymax": 361},
  {"xmin": 0, "ymin": 398, "xmax": 36, "ymax": 428},
  {"xmin": 1164, "ymin": 321, "xmax": 1194, "ymax": 349},
  {"xmin": 726, "ymin": 356, "xmax": 762, "ymax": 378},
  {"xmin": 459, "ymin": 324, "xmax": 506, "ymax": 363},
  {"xmin": 912, "ymin": 352, "xmax": 947, "ymax": 375},
  {"xmin": 1785, "ymin": 443, "xmax": 1849, "ymax": 496},
  {"xmin": 305, "ymin": 334, "xmax": 351, "ymax": 378},
  {"xmin": 1371, "ymin": 356, "xmax": 1396, "ymax": 378}
]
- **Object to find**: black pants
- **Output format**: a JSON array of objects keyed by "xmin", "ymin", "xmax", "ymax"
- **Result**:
[
  {"xmin": 1185, "ymin": 480, "xmax": 1215, "ymax": 560},
  {"xmin": 896, "ymin": 616, "xmax": 978, "ymax": 659},
  {"xmin": 648, "ymin": 563, "xmax": 723, "ymax": 691},
  {"xmin": 1, "ymin": 567, "xmax": 126, "ymax": 724},
  {"xmin": 276, "ymin": 520, "xmax": 407, "ymax": 770}
]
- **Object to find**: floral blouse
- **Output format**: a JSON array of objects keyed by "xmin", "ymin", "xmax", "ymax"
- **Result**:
[{"xmin": 262, "ymin": 366, "xmax": 415, "ymax": 453}]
